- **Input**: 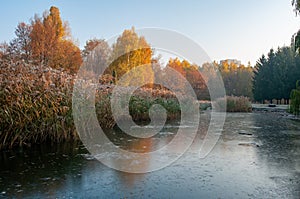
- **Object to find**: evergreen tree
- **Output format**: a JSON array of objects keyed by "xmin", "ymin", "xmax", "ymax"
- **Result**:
[
  {"xmin": 253, "ymin": 47, "xmax": 300, "ymax": 103},
  {"xmin": 290, "ymin": 80, "xmax": 300, "ymax": 115}
]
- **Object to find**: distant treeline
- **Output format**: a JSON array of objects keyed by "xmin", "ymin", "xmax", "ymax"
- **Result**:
[
  {"xmin": 0, "ymin": 6, "xmax": 254, "ymax": 100},
  {"xmin": 2, "ymin": 6, "xmax": 299, "ymax": 104}
]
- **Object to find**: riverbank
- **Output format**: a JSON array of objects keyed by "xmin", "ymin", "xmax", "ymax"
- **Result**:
[
  {"xmin": 0, "ymin": 61, "xmax": 191, "ymax": 150},
  {"xmin": 252, "ymin": 104, "xmax": 289, "ymax": 112},
  {"xmin": 252, "ymin": 104, "xmax": 300, "ymax": 122},
  {"xmin": 1, "ymin": 60, "xmax": 298, "ymax": 150}
]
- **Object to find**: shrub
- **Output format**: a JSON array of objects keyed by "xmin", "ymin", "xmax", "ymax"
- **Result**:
[
  {"xmin": 199, "ymin": 101, "xmax": 211, "ymax": 110},
  {"xmin": 129, "ymin": 96, "xmax": 181, "ymax": 121}
]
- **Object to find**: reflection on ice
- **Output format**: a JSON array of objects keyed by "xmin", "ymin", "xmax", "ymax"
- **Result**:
[{"xmin": 0, "ymin": 112, "xmax": 299, "ymax": 198}]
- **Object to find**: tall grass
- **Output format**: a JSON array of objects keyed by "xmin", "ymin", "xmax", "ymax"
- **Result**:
[
  {"xmin": 129, "ymin": 96, "xmax": 181, "ymax": 121},
  {"xmin": 214, "ymin": 96, "xmax": 252, "ymax": 112},
  {"xmin": 0, "ymin": 60, "xmax": 77, "ymax": 149},
  {"xmin": 0, "ymin": 61, "xmax": 192, "ymax": 149},
  {"xmin": 95, "ymin": 86, "xmax": 195, "ymax": 125}
]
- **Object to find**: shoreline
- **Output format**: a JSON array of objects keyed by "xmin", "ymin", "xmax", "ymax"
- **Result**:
[{"xmin": 251, "ymin": 104, "xmax": 300, "ymax": 121}]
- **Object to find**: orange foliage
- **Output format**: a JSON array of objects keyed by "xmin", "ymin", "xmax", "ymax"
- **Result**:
[{"xmin": 29, "ymin": 6, "xmax": 82, "ymax": 73}]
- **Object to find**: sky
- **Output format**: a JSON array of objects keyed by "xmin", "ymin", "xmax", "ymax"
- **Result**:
[{"xmin": 0, "ymin": 0, "xmax": 299, "ymax": 65}]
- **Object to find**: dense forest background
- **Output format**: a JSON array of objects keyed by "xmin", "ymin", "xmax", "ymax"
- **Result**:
[{"xmin": 0, "ymin": 6, "xmax": 300, "ymax": 103}]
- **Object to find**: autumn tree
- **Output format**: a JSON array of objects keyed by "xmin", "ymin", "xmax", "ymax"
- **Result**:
[
  {"xmin": 218, "ymin": 60, "xmax": 253, "ymax": 98},
  {"xmin": 184, "ymin": 63, "xmax": 208, "ymax": 99},
  {"xmin": 199, "ymin": 62, "xmax": 218, "ymax": 99},
  {"xmin": 30, "ymin": 15, "xmax": 46, "ymax": 63},
  {"xmin": 82, "ymin": 38, "xmax": 112, "ymax": 82},
  {"xmin": 54, "ymin": 40, "xmax": 82, "ymax": 72},
  {"xmin": 8, "ymin": 22, "xmax": 32, "ymax": 62},
  {"xmin": 236, "ymin": 64, "xmax": 253, "ymax": 98},
  {"xmin": 30, "ymin": 6, "xmax": 82, "ymax": 73},
  {"xmin": 0, "ymin": 42, "xmax": 9, "ymax": 60},
  {"xmin": 165, "ymin": 58, "xmax": 208, "ymax": 99},
  {"xmin": 165, "ymin": 58, "xmax": 186, "ymax": 91},
  {"xmin": 82, "ymin": 39, "xmax": 108, "ymax": 57},
  {"xmin": 107, "ymin": 27, "xmax": 153, "ymax": 85}
]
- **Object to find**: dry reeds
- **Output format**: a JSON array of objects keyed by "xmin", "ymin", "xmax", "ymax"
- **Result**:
[
  {"xmin": 214, "ymin": 96, "xmax": 252, "ymax": 112},
  {"xmin": 0, "ymin": 60, "xmax": 196, "ymax": 150},
  {"xmin": 0, "ymin": 60, "xmax": 77, "ymax": 149}
]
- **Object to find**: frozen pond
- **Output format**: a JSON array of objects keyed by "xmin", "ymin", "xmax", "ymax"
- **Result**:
[{"xmin": 0, "ymin": 112, "xmax": 299, "ymax": 198}]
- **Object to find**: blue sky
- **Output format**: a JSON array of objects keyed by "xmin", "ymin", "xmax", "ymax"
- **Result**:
[{"xmin": 0, "ymin": 0, "xmax": 299, "ymax": 65}]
